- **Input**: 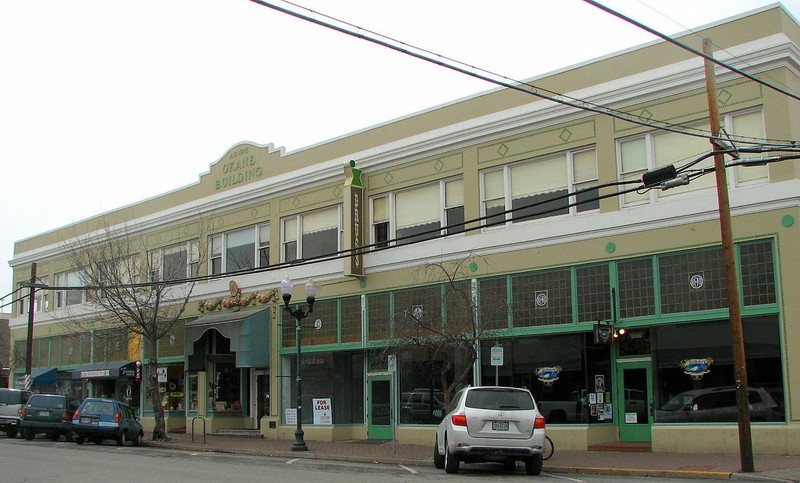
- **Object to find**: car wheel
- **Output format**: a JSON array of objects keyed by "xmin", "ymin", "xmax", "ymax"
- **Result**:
[
  {"xmin": 525, "ymin": 454, "xmax": 543, "ymax": 475},
  {"xmin": 116, "ymin": 432, "xmax": 124, "ymax": 446},
  {"xmin": 64, "ymin": 431, "xmax": 74, "ymax": 443},
  {"xmin": 443, "ymin": 437, "xmax": 459, "ymax": 474},
  {"xmin": 6, "ymin": 430, "xmax": 17, "ymax": 439},
  {"xmin": 76, "ymin": 435, "xmax": 85, "ymax": 445},
  {"xmin": 132, "ymin": 431, "xmax": 143, "ymax": 447},
  {"xmin": 23, "ymin": 428, "xmax": 35, "ymax": 441},
  {"xmin": 433, "ymin": 435, "xmax": 445, "ymax": 469}
]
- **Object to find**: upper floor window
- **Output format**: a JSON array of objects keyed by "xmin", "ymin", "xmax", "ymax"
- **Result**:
[
  {"xmin": 481, "ymin": 148, "xmax": 597, "ymax": 228},
  {"xmin": 149, "ymin": 241, "xmax": 199, "ymax": 282},
  {"xmin": 15, "ymin": 279, "xmax": 47, "ymax": 315},
  {"xmin": 209, "ymin": 224, "xmax": 270, "ymax": 276},
  {"xmin": 618, "ymin": 109, "xmax": 767, "ymax": 206},
  {"xmin": 282, "ymin": 206, "xmax": 341, "ymax": 262},
  {"xmin": 371, "ymin": 178, "xmax": 464, "ymax": 248},
  {"xmin": 55, "ymin": 271, "xmax": 85, "ymax": 308}
]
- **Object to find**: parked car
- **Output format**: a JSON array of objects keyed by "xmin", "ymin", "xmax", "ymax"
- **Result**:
[
  {"xmin": 72, "ymin": 398, "xmax": 143, "ymax": 446},
  {"xmin": 0, "ymin": 388, "xmax": 32, "ymax": 438},
  {"xmin": 400, "ymin": 389, "xmax": 445, "ymax": 424},
  {"xmin": 19, "ymin": 393, "xmax": 81, "ymax": 441},
  {"xmin": 434, "ymin": 386, "xmax": 546, "ymax": 475},
  {"xmin": 656, "ymin": 386, "xmax": 783, "ymax": 423}
]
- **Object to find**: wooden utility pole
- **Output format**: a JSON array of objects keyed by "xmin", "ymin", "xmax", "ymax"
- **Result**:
[
  {"xmin": 25, "ymin": 262, "xmax": 37, "ymax": 376},
  {"xmin": 702, "ymin": 38, "xmax": 754, "ymax": 473}
]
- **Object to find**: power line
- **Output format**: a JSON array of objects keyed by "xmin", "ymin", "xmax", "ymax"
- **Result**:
[
  {"xmin": 582, "ymin": 0, "xmax": 800, "ymax": 103},
  {"xmin": 248, "ymin": 0, "xmax": 799, "ymax": 147}
]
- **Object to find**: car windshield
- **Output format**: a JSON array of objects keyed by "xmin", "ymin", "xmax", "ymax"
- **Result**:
[
  {"xmin": 29, "ymin": 396, "xmax": 65, "ymax": 409},
  {"xmin": 82, "ymin": 401, "xmax": 115, "ymax": 416},
  {"xmin": 465, "ymin": 388, "xmax": 534, "ymax": 410}
]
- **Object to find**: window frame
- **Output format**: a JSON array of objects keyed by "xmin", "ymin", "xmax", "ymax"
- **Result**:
[
  {"xmin": 208, "ymin": 223, "xmax": 271, "ymax": 276},
  {"xmin": 370, "ymin": 177, "xmax": 464, "ymax": 249},
  {"xmin": 149, "ymin": 240, "xmax": 200, "ymax": 282},
  {"xmin": 480, "ymin": 147, "xmax": 598, "ymax": 229},
  {"xmin": 281, "ymin": 206, "xmax": 342, "ymax": 263}
]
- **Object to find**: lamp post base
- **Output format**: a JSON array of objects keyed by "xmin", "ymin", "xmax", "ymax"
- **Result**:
[{"xmin": 291, "ymin": 429, "xmax": 308, "ymax": 451}]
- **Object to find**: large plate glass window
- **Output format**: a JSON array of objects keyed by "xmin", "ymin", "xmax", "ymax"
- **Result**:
[{"xmin": 209, "ymin": 224, "xmax": 270, "ymax": 275}]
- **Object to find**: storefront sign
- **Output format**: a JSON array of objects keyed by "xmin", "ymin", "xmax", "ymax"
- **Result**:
[
  {"xmin": 343, "ymin": 161, "xmax": 364, "ymax": 278},
  {"xmin": 535, "ymin": 366, "xmax": 561, "ymax": 386},
  {"xmin": 81, "ymin": 370, "xmax": 110, "ymax": 378},
  {"xmin": 313, "ymin": 398, "xmax": 332, "ymax": 425}
]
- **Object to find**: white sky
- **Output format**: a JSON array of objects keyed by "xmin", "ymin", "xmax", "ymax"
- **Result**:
[{"xmin": 2, "ymin": 0, "xmax": 799, "ymax": 307}]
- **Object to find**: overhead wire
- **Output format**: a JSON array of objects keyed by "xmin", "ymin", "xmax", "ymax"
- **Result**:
[
  {"xmin": 582, "ymin": 0, "xmax": 800, "ymax": 104},
  {"xmin": 246, "ymin": 0, "xmax": 797, "ymax": 147}
]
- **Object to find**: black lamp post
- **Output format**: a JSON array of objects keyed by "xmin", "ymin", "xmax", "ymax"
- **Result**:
[{"xmin": 279, "ymin": 277, "xmax": 316, "ymax": 452}]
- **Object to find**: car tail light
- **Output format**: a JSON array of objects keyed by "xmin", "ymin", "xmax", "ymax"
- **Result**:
[
  {"xmin": 451, "ymin": 414, "xmax": 467, "ymax": 427},
  {"xmin": 61, "ymin": 411, "xmax": 69, "ymax": 421},
  {"xmin": 534, "ymin": 417, "xmax": 546, "ymax": 429},
  {"xmin": 114, "ymin": 412, "xmax": 121, "ymax": 423},
  {"xmin": 19, "ymin": 408, "xmax": 26, "ymax": 418},
  {"xmin": 72, "ymin": 409, "xmax": 80, "ymax": 421}
]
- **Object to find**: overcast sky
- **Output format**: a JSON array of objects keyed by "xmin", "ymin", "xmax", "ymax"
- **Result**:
[{"xmin": 2, "ymin": 0, "xmax": 798, "ymax": 308}]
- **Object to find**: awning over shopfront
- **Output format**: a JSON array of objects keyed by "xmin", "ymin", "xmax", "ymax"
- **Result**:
[
  {"xmin": 71, "ymin": 361, "xmax": 140, "ymax": 379},
  {"xmin": 31, "ymin": 367, "xmax": 58, "ymax": 386},
  {"xmin": 185, "ymin": 307, "xmax": 270, "ymax": 368}
]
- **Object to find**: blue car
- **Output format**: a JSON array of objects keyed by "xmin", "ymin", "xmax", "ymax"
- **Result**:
[{"xmin": 72, "ymin": 398, "xmax": 143, "ymax": 446}]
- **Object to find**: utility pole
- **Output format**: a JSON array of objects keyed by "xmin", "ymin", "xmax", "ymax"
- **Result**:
[
  {"xmin": 702, "ymin": 38, "xmax": 754, "ymax": 473},
  {"xmin": 25, "ymin": 262, "xmax": 37, "ymax": 376}
]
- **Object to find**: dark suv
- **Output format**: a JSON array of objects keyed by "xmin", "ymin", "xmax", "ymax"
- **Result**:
[
  {"xmin": 0, "ymin": 388, "xmax": 32, "ymax": 438},
  {"xmin": 20, "ymin": 393, "xmax": 82, "ymax": 441}
]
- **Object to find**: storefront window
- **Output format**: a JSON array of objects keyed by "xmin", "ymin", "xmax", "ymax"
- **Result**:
[
  {"xmin": 479, "ymin": 277, "xmax": 509, "ymax": 330},
  {"xmin": 576, "ymin": 264, "xmax": 611, "ymax": 322},
  {"xmin": 398, "ymin": 347, "xmax": 471, "ymax": 425},
  {"xmin": 210, "ymin": 361, "xmax": 241, "ymax": 412},
  {"xmin": 659, "ymin": 248, "xmax": 727, "ymax": 313},
  {"xmin": 653, "ymin": 316, "xmax": 784, "ymax": 423},
  {"xmin": 367, "ymin": 293, "xmax": 391, "ymax": 341},
  {"xmin": 739, "ymin": 240, "xmax": 776, "ymax": 306},
  {"xmin": 340, "ymin": 296, "xmax": 362, "ymax": 343},
  {"xmin": 618, "ymin": 258, "xmax": 656, "ymax": 318},
  {"xmin": 281, "ymin": 351, "xmax": 364, "ymax": 425},
  {"xmin": 161, "ymin": 363, "xmax": 185, "ymax": 411},
  {"xmin": 480, "ymin": 333, "xmax": 612, "ymax": 425}
]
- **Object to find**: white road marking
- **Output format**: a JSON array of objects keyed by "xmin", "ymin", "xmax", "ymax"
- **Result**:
[
  {"xmin": 543, "ymin": 473, "xmax": 586, "ymax": 482},
  {"xmin": 398, "ymin": 464, "xmax": 418, "ymax": 474},
  {"xmin": 286, "ymin": 458, "xmax": 301, "ymax": 464}
]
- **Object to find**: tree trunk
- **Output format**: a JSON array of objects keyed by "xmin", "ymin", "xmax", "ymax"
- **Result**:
[{"xmin": 148, "ymin": 357, "xmax": 166, "ymax": 441}]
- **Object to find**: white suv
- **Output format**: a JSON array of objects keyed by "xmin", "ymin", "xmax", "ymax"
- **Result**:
[
  {"xmin": 0, "ymin": 388, "xmax": 32, "ymax": 438},
  {"xmin": 434, "ymin": 386, "xmax": 546, "ymax": 475}
]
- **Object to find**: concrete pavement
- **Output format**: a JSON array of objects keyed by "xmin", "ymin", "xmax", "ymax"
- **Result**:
[{"xmin": 145, "ymin": 431, "xmax": 800, "ymax": 481}]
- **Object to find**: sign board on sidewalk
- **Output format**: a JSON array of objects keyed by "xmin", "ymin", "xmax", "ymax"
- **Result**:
[
  {"xmin": 285, "ymin": 408, "xmax": 297, "ymax": 425},
  {"xmin": 313, "ymin": 398, "xmax": 332, "ymax": 425},
  {"xmin": 387, "ymin": 354, "xmax": 397, "ymax": 372}
]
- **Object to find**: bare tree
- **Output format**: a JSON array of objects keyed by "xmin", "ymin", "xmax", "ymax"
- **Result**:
[
  {"xmin": 63, "ymin": 222, "xmax": 202, "ymax": 441},
  {"xmin": 386, "ymin": 255, "xmax": 508, "ymax": 408}
]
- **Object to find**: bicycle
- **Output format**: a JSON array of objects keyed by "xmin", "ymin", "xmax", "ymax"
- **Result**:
[{"xmin": 543, "ymin": 435, "xmax": 554, "ymax": 460}]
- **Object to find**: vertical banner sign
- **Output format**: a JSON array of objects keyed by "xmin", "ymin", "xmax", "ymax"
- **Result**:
[{"xmin": 343, "ymin": 160, "xmax": 365, "ymax": 277}]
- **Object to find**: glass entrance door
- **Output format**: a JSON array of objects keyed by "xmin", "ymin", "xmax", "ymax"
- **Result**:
[
  {"xmin": 617, "ymin": 360, "xmax": 652, "ymax": 442},
  {"xmin": 367, "ymin": 376, "xmax": 392, "ymax": 440}
]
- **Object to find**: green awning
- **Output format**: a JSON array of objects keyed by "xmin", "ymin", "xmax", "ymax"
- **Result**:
[{"xmin": 185, "ymin": 308, "xmax": 270, "ymax": 368}]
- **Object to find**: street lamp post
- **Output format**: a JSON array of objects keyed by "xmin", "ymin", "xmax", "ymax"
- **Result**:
[{"xmin": 279, "ymin": 277, "xmax": 316, "ymax": 452}]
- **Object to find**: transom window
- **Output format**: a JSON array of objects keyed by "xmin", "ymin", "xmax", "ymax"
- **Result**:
[
  {"xmin": 481, "ymin": 148, "xmax": 598, "ymax": 228},
  {"xmin": 282, "ymin": 206, "xmax": 341, "ymax": 262},
  {"xmin": 209, "ymin": 224, "xmax": 270, "ymax": 276},
  {"xmin": 371, "ymin": 178, "xmax": 464, "ymax": 248},
  {"xmin": 618, "ymin": 109, "xmax": 767, "ymax": 206}
]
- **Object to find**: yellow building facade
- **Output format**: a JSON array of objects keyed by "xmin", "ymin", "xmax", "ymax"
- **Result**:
[{"xmin": 8, "ymin": 5, "xmax": 800, "ymax": 454}]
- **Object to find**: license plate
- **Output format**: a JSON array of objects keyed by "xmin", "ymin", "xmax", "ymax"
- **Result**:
[
  {"xmin": 492, "ymin": 421, "xmax": 509, "ymax": 431},
  {"xmin": 80, "ymin": 416, "xmax": 95, "ymax": 424},
  {"xmin": 37, "ymin": 410, "xmax": 50, "ymax": 417}
]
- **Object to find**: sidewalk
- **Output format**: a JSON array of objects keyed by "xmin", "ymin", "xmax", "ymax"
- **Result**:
[{"xmin": 146, "ymin": 432, "xmax": 800, "ymax": 481}]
